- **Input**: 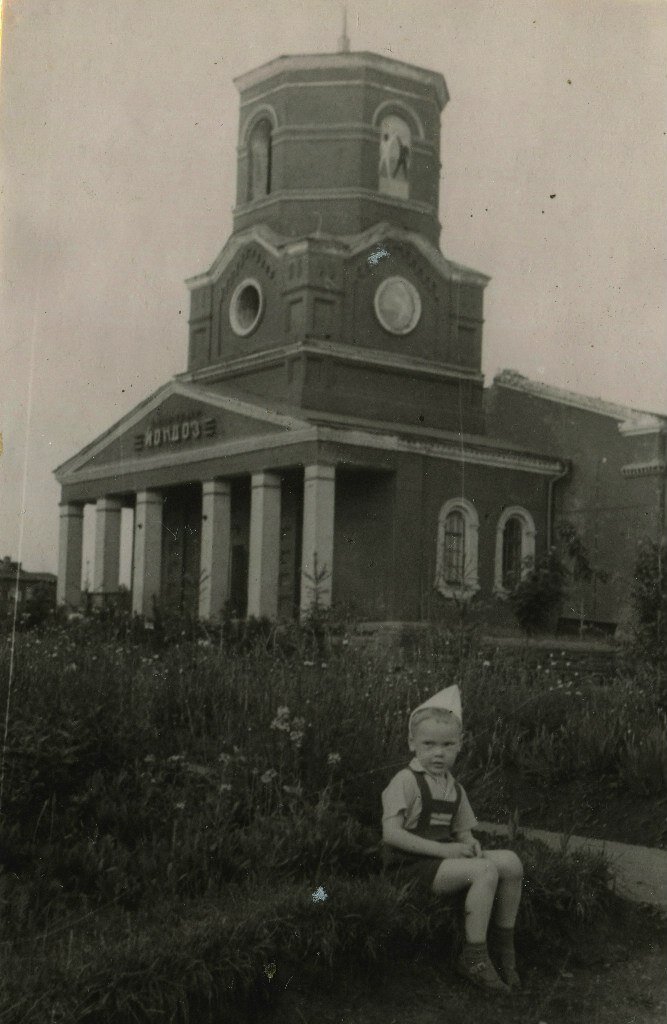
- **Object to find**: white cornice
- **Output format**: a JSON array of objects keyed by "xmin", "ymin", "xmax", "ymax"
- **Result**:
[
  {"xmin": 234, "ymin": 53, "xmax": 449, "ymax": 109},
  {"xmin": 185, "ymin": 225, "xmax": 284, "ymax": 291},
  {"xmin": 344, "ymin": 223, "xmax": 490, "ymax": 288},
  {"xmin": 180, "ymin": 340, "xmax": 482, "ymax": 388},
  {"xmin": 57, "ymin": 420, "xmax": 564, "ymax": 490},
  {"xmin": 233, "ymin": 186, "xmax": 438, "ymax": 219},
  {"xmin": 315, "ymin": 426, "xmax": 564, "ymax": 476},
  {"xmin": 239, "ymin": 78, "xmax": 442, "ymax": 116},
  {"xmin": 618, "ymin": 417, "xmax": 666, "ymax": 437},
  {"xmin": 186, "ymin": 221, "xmax": 488, "ymax": 295},
  {"xmin": 56, "ymin": 429, "xmax": 321, "ymax": 486},
  {"xmin": 258, "ymin": 124, "xmax": 434, "ymax": 156}
]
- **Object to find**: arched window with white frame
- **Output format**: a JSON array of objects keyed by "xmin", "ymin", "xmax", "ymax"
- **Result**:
[
  {"xmin": 494, "ymin": 507, "xmax": 536, "ymax": 594},
  {"xmin": 435, "ymin": 498, "xmax": 480, "ymax": 599}
]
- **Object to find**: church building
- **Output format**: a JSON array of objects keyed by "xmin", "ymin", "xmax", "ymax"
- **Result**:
[{"xmin": 54, "ymin": 43, "xmax": 666, "ymax": 632}]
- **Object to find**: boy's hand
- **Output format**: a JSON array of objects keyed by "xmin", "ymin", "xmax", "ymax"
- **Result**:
[{"xmin": 441, "ymin": 842, "xmax": 476, "ymax": 858}]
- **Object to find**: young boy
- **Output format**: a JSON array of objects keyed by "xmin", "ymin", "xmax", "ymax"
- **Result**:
[{"xmin": 382, "ymin": 685, "xmax": 523, "ymax": 994}]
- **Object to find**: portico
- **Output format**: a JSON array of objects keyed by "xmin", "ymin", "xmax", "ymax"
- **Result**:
[{"xmin": 54, "ymin": 384, "xmax": 350, "ymax": 621}]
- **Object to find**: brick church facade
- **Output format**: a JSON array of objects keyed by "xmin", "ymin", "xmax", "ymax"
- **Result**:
[{"xmin": 54, "ymin": 47, "xmax": 666, "ymax": 632}]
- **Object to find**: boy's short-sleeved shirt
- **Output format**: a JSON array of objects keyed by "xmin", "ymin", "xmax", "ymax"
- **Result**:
[{"xmin": 382, "ymin": 757, "xmax": 478, "ymax": 833}]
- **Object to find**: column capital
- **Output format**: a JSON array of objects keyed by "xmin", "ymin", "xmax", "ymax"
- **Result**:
[
  {"xmin": 251, "ymin": 471, "xmax": 281, "ymax": 490},
  {"xmin": 304, "ymin": 464, "xmax": 336, "ymax": 483},
  {"xmin": 135, "ymin": 489, "xmax": 163, "ymax": 507},
  {"xmin": 202, "ymin": 479, "xmax": 232, "ymax": 499},
  {"xmin": 59, "ymin": 502, "xmax": 84, "ymax": 518},
  {"xmin": 96, "ymin": 497, "xmax": 123, "ymax": 514}
]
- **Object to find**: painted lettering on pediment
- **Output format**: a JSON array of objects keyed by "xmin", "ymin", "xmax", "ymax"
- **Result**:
[{"xmin": 133, "ymin": 416, "xmax": 216, "ymax": 453}]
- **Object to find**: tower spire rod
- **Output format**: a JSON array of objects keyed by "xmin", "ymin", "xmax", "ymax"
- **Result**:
[{"xmin": 337, "ymin": 4, "xmax": 350, "ymax": 53}]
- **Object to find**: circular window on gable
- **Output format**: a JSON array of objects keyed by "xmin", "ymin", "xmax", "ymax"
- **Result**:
[
  {"xmin": 229, "ymin": 278, "xmax": 264, "ymax": 336},
  {"xmin": 374, "ymin": 276, "xmax": 421, "ymax": 335}
]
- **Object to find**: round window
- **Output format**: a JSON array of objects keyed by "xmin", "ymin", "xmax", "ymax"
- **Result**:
[
  {"xmin": 229, "ymin": 278, "xmax": 264, "ymax": 336},
  {"xmin": 374, "ymin": 276, "xmax": 421, "ymax": 335}
]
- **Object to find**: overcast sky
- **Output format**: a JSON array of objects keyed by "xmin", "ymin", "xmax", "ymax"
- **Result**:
[{"xmin": 1, "ymin": 0, "xmax": 666, "ymax": 576}]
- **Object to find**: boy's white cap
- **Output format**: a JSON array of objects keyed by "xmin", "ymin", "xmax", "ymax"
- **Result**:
[{"xmin": 409, "ymin": 685, "xmax": 462, "ymax": 735}]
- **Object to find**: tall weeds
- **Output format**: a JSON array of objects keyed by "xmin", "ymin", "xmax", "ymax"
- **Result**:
[{"xmin": 0, "ymin": 618, "xmax": 662, "ymax": 1021}]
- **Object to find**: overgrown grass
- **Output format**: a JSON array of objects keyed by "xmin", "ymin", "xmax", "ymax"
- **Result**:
[{"xmin": 0, "ymin": 617, "xmax": 663, "ymax": 1021}]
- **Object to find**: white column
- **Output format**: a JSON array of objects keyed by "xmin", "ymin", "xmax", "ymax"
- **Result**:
[
  {"xmin": 247, "ymin": 471, "xmax": 281, "ymax": 619},
  {"xmin": 57, "ymin": 503, "xmax": 84, "ymax": 607},
  {"xmin": 199, "ymin": 480, "xmax": 232, "ymax": 620},
  {"xmin": 132, "ymin": 490, "xmax": 163, "ymax": 617},
  {"xmin": 300, "ymin": 464, "xmax": 336, "ymax": 613},
  {"xmin": 93, "ymin": 497, "xmax": 122, "ymax": 592}
]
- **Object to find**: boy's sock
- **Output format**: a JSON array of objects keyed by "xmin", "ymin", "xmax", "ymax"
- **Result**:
[
  {"xmin": 456, "ymin": 941, "xmax": 509, "ymax": 994},
  {"xmin": 489, "ymin": 924, "xmax": 521, "ymax": 989}
]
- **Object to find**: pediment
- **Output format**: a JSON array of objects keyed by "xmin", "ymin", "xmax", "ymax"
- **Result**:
[{"xmin": 55, "ymin": 381, "xmax": 308, "ymax": 480}]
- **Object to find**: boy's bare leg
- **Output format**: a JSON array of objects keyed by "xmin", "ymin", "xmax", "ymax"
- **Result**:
[
  {"xmin": 483, "ymin": 849, "xmax": 523, "ymax": 926},
  {"xmin": 432, "ymin": 857, "xmax": 499, "ymax": 942},
  {"xmin": 482, "ymin": 849, "xmax": 524, "ymax": 989},
  {"xmin": 432, "ymin": 858, "xmax": 509, "ymax": 993}
]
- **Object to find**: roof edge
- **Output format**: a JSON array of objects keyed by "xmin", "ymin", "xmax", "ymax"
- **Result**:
[
  {"xmin": 233, "ymin": 52, "xmax": 449, "ymax": 109},
  {"xmin": 492, "ymin": 370, "xmax": 666, "ymax": 431}
]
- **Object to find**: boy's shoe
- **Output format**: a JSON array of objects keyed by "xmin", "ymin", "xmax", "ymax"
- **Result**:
[
  {"xmin": 498, "ymin": 964, "xmax": 522, "ymax": 991},
  {"xmin": 455, "ymin": 954, "xmax": 510, "ymax": 994}
]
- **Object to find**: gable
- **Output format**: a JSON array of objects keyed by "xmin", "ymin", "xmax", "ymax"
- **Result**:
[{"xmin": 55, "ymin": 381, "xmax": 308, "ymax": 481}]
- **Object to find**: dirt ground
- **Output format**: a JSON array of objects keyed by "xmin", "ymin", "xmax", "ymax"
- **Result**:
[{"xmin": 263, "ymin": 907, "xmax": 666, "ymax": 1024}]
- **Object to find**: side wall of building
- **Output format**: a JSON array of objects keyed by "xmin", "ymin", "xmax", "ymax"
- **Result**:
[{"xmin": 485, "ymin": 384, "xmax": 666, "ymax": 626}]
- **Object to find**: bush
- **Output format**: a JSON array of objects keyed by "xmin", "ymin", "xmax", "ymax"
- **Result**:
[
  {"xmin": 630, "ymin": 540, "xmax": 666, "ymax": 665},
  {"xmin": 508, "ymin": 547, "xmax": 568, "ymax": 634}
]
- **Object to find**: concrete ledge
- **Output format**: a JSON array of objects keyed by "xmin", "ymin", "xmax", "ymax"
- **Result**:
[{"xmin": 479, "ymin": 821, "xmax": 667, "ymax": 911}]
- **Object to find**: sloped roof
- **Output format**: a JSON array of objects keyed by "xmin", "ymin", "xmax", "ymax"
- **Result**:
[{"xmin": 493, "ymin": 370, "xmax": 666, "ymax": 432}]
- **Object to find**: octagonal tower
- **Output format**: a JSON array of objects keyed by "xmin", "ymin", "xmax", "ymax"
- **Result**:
[{"xmin": 233, "ymin": 51, "xmax": 448, "ymax": 244}]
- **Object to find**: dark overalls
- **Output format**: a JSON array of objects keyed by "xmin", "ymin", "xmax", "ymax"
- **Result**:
[{"xmin": 383, "ymin": 768, "xmax": 463, "ymax": 887}]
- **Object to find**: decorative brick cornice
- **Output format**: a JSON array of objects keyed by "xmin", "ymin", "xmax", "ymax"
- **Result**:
[{"xmin": 234, "ymin": 53, "xmax": 449, "ymax": 109}]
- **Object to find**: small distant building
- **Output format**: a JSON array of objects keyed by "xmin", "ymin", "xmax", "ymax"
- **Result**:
[
  {"xmin": 0, "ymin": 556, "xmax": 57, "ymax": 620},
  {"xmin": 53, "ymin": 44, "xmax": 666, "ymax": 632}
]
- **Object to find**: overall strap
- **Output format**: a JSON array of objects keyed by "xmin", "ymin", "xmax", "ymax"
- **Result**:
[
  {"xmin": 410, "ymin": 769, "xmax": 435, "ymax": 833},
  {"xmin": 410, "ymin": 770, "xmax": 463, "ymax": 833}
]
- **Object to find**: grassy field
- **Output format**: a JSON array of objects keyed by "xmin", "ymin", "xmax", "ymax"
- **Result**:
[{"xmin": 0, "ymin": 614, "xmax": 664, "ymax": 1022}]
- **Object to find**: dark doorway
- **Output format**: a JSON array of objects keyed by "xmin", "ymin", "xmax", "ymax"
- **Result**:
[{"xmin": 160, "ymin": 484, "xmax": 202, "ymax": 614}]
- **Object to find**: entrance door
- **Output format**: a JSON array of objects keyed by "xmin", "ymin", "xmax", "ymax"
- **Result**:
[
  {"xmin": 160, "ymin": 485, "xmax": 202, "ymax": 615},
  {"xmin": 277, "ymin": 473, "xmax": 303, "ymax": 619}
]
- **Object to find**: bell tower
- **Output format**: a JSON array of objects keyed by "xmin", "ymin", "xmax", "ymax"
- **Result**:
[
  {"xmin": 233, "ymin": 50, "xmax": 447, "ymax": 244},
  {"xmin": 185, "ymin": 45, "xmax": 489, "ymax": 435}
]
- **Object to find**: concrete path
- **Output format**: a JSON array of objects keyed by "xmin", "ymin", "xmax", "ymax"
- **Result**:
[{"xmin": 479, "ymin": 821, "xmax": 667, "ymax": 911}]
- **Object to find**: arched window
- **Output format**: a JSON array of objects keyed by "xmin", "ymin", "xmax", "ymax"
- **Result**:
[
  {"xmin": 247, "ymin": 118, "xmax": 272, "ymax": 201},
  {"xmin": 494, "ymin": 507, "xmax": 536, "ymax": 595},
  {"xmin": 435, "ymin": 498, "xmax": 480, "ymax": 599},
  {"xmin": 444, "ymin": 511, "xmax": 465, "ymax": 585},
  {"xmin": 378, "ymin": 114, "xmax": 411, "ymax": 200}
]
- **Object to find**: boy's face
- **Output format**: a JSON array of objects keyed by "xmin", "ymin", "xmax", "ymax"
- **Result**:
[{"xmin": 409, "ymin": 718, "xmax": 462, "ymax": 776}]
